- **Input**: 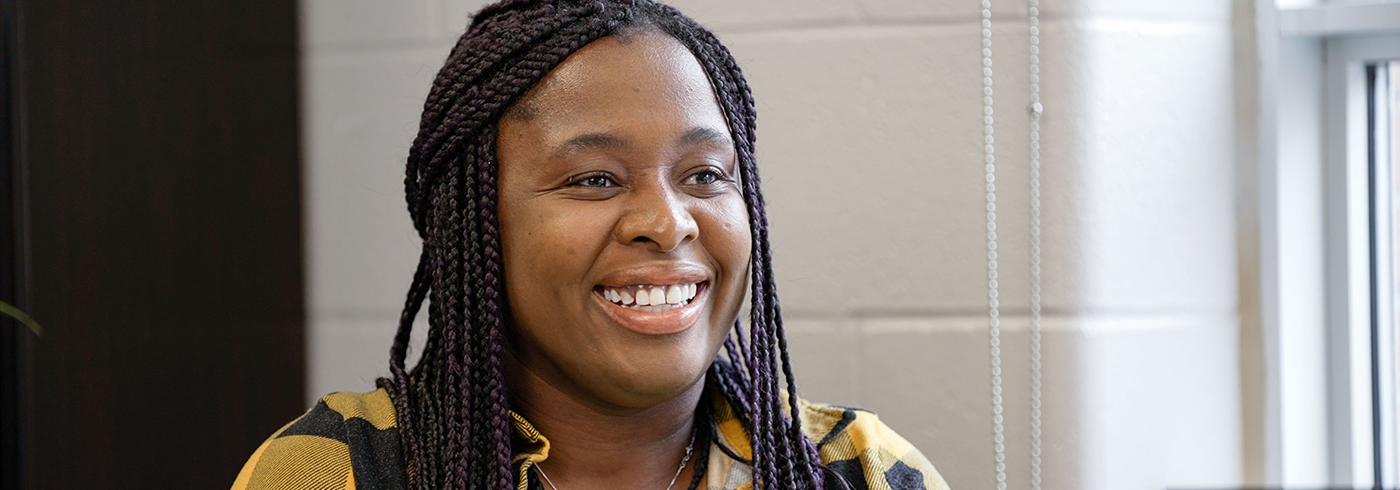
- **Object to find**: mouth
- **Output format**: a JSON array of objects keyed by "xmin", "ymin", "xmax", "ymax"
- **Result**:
[
  {"xmin": 592, "ymin": 281, "xmax": 709, "ymax": 335},
  {"xmin": 596, "ymin": 282, "xmax": 703, "ymax": 312}
]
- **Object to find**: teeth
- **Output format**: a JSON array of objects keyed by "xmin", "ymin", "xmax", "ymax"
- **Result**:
[
  {"xmin": 599, "ymin": 283, "xmax": 702, "ymax": 310},
  {"xmin": 635, "ymin": 304, "xmax": 678, "ymax": 313}
]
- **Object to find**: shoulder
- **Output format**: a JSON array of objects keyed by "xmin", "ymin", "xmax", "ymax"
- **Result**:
[
  {"xmin": 231, "ymin": 389, "xmax": 405, "ymax": 490},
  {"xmin": 796, "ymin": 399, "xmax": 951, "ymax": 490}
]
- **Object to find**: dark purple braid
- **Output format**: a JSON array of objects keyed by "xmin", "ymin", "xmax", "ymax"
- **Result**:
[
  {"xmin": 380, "ymin": 1, "xmax": 826, "ymax": 489},
  {"xmin": 656, "ymin": 6, "xmax": 824, "ymax": 488},
  {"xmin": 474, "ymin": 129, "xmax": 516, "ymax": 490}
]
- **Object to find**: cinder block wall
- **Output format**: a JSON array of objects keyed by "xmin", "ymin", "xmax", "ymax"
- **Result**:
[{"xmin": 301, "ymin": 1, "xmax": 1244, "ymax": 489}]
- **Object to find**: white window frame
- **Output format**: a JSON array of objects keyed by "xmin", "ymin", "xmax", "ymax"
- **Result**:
[
  {"xmin": 1268, "ymin": 2, "xmax": 1400, "ymax": 487},
  {"xmin": 1322, "ymin": 24, "xmax": 1400, "ymax": 490}
]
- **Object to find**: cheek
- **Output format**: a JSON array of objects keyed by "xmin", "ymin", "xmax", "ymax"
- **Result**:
[
  {"xmin": 501, "ymin": 205, "xmax": 613, "ymax": 297},
  {"xmin": 502, "ymin": 202, "xmax": 629, "ymax": 348},
  {"xmin": 700, "ymin": 195, "xmax": 753, "ymax": 283}
]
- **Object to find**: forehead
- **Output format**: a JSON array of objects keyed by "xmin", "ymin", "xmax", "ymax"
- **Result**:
[{"xmin": 504, "ymin": 30, "xmax": 727, "ymax": 135}]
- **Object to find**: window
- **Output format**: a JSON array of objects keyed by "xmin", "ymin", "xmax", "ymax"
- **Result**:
[
  {"xmin": 1319, "ymin": 30, "xmax": 1400, "ymax": 488},
  {"xmin": 1369, "ymin": 59, "xmax": 1400, "ymax": 485},
  {"xmin": 1274, "ymin": 4, "xmax": 1400, "ymax": 486}
]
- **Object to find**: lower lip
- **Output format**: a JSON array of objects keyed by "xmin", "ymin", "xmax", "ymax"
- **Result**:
[{"xmin": 593, "ymin": 283, "xmax": 708, "ymax": 336}]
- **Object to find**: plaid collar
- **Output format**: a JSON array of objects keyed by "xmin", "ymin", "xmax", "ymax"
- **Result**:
[{"xmin": 508, "ymin": 396, "xmax": 756, "ymax": 490}]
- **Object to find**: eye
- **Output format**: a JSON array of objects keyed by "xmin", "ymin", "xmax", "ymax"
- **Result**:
[
  {"xmin": 685, "ymin": 168, "xmax": 725, "ymax": 186},
  {"xmin": 567, "ymin": 173, "xmax": 617, "ymax": 188}
]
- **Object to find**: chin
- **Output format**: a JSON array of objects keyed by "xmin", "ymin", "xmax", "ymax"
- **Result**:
[{"xmin": 600, "ymin": 355, "xmax": 711, "ymax": 407}]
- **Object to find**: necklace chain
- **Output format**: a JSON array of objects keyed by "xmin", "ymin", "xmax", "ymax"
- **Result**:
[
  {"xmin": 984, "ymin": 1, "xmax": 1044, "ymax": 490},
  {"xmin": 533, "ymin": 432, "xmax": 696, "ymax": 490}
]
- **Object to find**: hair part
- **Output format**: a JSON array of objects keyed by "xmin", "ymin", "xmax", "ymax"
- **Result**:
[{"xmin": 380, "ymin": 2, "xmax": 827, "ymax": 489}]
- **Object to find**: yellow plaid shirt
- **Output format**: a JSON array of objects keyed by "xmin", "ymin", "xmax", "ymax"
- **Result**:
[{"xmin": 231, "ymin": 388, "xmax": 949, "ymax": 490}]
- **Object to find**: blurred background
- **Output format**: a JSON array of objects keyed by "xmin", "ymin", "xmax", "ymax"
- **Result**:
[{"xmin": 3, "ymin": 0, "xmax": 1399, "ymax": 489}]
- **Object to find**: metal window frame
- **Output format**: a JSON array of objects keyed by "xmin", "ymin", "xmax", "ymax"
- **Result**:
[{"xmin": 1367, "ymin": 60, "xmax": 1399, "ymax": 488}]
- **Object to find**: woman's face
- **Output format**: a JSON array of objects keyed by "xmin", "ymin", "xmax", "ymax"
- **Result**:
[{"xmin": 496, "ymin": 31, "xmax": 751, "ymax": 410}]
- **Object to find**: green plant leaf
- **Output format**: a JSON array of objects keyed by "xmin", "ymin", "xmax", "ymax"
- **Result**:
[{"xmin": 0, "ymin": 301, "xmax": 42, "ymax": 337}]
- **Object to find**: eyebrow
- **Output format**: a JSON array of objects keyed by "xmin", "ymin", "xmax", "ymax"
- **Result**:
[
  {"xmin": 552, "ymin": 132, "xmax": 626, "ymax": 158},
  {"xmin": 550, "ymin": 127, "xmax": 732, "ymax": 158},
  {"xmin": 678, "ymin": 127, "xmax": 731, "ymax": 147}
]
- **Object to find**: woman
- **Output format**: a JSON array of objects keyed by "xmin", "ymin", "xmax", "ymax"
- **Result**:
[{"xmin": 233, "ymin": 2, "xmax": 947, "ymax": 490}]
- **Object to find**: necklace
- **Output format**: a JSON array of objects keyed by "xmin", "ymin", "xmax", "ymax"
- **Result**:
[{"xmin": 533, "ymin": 433, "xmax": 696, "ymax": 490}]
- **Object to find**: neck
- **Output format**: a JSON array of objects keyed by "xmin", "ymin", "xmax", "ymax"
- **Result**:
[{"xmin": 506, "ymin": 353, "xmax": 705, "ymax": 490}]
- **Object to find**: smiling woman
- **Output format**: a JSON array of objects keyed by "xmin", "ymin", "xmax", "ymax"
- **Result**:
[
  {"xmin": 232, "ymin": 2, "xmax": 947, "ymax": 490},
  {"xmin": 496, "ymin": 32, "xmax": 751, "ymax": 410}
]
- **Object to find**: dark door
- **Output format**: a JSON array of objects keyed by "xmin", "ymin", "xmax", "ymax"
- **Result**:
[
  {"xmin": 2, "ymin": 0, "xmax": 27, "ymax": 487},
  {"xmin": 11, "ymin": 0, "xmax": 306, "ymax": 488}
]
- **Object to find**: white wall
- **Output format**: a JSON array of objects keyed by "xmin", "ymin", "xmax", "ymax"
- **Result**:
[{"xmin": 301, "ymin": 1, "xmax": 1245, "ymax": 489}]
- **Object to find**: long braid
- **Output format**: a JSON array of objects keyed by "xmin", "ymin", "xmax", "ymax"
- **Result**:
[
  {"xmin": 656, "ymin": 8, "xmax": 825, "ymax": 488},
  {"xmin": 453, "ymin": 135, "xmax": 482, "ymax": 489},
  {"xmin": 718, "ymin": 336, "xmax": 753, "ymax": 416},
  {"xmin": 413, "ymin": 257, "xmax": 449, "ymax": 489},
  {"xmin": 652, "ymin": 11, "xmax": 817, "ymax": 490},
  {"xmin": 442, "ymin": 159, "xmax": 469, "ymax": 488},
  {"xmin": 476, "ymin": 130, "xmax": 516, "ymax": 490},
  {"xmin": 453, "ymin": 118, "xmax": 482, "ymax": 490},
  {"xmin": 382, "ymin": 2, "xmax": 827, "ymax": 489},
  {"xmin": 734, "ymin": 29, "xmax": 821, "ymax": 490},
  {"xmin": 380, "ymin": 247, "xmax": 430, "ymax": 483},
  {"xmin": 428, "ymin": 180, "xmax": 461, "ymax": 488}
]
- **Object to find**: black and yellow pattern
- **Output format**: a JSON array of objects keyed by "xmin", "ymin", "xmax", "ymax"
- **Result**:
[{"xmin": 231, "ymin": 389, "xmax": 949, "ymax": 490}]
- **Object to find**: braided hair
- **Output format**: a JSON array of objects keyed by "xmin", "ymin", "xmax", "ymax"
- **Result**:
[{"xmin": 378, "ymin": 1, "xmax": 826, "ymax": 489}]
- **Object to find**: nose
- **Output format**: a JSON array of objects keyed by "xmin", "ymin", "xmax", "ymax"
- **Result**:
[{"xmin": 616, "ymin": 178, "xmax": 698, "ymax": 252}]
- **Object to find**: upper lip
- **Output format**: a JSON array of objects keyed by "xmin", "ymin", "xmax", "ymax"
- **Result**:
[{"xmin": 596, "ymin": 261, "xmax": 711, "ymax": 287}]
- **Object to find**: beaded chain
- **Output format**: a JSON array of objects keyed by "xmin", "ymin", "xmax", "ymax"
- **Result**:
[
  {"xmin": 982, "ymin": 1, "xmax": 1044, "ymax": 489},
  {"xmin": 979, "ymin": 1, "xmax": 1007, "ymax": 489},
  {"xmin": 1027, "ymin": 3, "xmax": 1043, "ymax": 490}
]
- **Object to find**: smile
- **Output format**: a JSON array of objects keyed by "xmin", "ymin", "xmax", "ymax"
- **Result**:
[
  {"xmin": 599, "ymin": 283, "xmax": 700, "ymax": 312},
  {"xmin": 592, "ymin": 279, "xmax": 709, "ymax": 336}
]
